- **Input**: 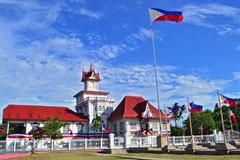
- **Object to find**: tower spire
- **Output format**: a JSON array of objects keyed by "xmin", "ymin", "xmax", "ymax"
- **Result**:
[{"xmin": 90, "ymin": 63, "xmax": 94, "ymax": 72}]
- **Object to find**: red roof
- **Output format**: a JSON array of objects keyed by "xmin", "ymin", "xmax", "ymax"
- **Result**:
[
  {"xmin": 82, "ymin": 64, "xmax": 100, "ymax": 82},
  {"xmin": 108, "ymin": 96, "xmax": 169, "ymax": 121},
  {"xmin": 3, "ymin": 104, "xmax": 88, "ymax": 122},
  {"xmin": 74, "ymin": 90, "xmax": 110, "ymax": 97}
]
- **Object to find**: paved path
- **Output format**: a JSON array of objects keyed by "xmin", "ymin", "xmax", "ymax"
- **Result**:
[
  {"xmin": 99, "ymin": 154, "xmax": 169, "ymax": 160},
  {"xmin": 0, "ymin": 153, "xmax": 31, "ymax": 159}
]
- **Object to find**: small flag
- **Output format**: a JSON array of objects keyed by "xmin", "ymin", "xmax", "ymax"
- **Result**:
[
  {"xmin": 228, "ymin": 110, "xmax": 237, "ymax": 123},
  {"xmin": 189, "ymin": 102, "xmax": 203, "ymax": 113},
  {"xmin": 149, "ymin": 8, "xmax": 184, "ymax": 23},
  {"xmin": 220, "ymin": 94, "xmax": 238, "ymax": 106},
  {"xmin": 167, "ymin": 105, "xmax": 180, "ymax": 114}
]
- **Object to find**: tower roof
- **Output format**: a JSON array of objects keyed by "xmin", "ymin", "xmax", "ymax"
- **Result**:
[{"xmin": 81, "ymin": 64, "xmax": 100, "ymax": 82}]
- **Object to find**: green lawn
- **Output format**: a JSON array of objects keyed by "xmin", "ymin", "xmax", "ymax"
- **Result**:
[{"xmin": 9, "ymin": 152, "xmax": 240, "ymax": 160}]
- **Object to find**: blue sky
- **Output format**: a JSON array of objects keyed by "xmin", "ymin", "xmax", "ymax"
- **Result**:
[{"xmin": 1, "ymin": 0, "xmax": 240, "ymax": 120}]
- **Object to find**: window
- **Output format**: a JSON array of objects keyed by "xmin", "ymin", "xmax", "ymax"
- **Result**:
[
  {"xmin": 63, "ymin": 126, "xmax": 69, "ymax": 133},
  {"xmin": 151, "ymin": 122, "xmax": 158, "ymax": 131},
  {"xmin": 129, "ymin": 122, "xmax": 137, "ymax": 131},
  {"xmin": 120, "ymin": 122, "xmax": 124, "ymax": 135},
  {"xmin": 77, "ymin": 124, "xmax": 84, "ymax": 133},
  {"xmin": 114, "ymin": 123, "xmax": 117, "ymax": 133},
  {"xmin": 120, "ymin": 122, "xmax": 124, "ymax": 131},
  {"xmin": 162, "ymin": 124, "xmax": 167, "ymax": 131}
]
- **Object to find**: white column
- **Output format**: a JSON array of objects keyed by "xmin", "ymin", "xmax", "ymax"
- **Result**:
[
  {"xmin": 124, "ymin": 121, "xmax": 129, "ymax": 148},
  {"xmin": 6, "ymin": 121, "xmax": 9, "ymax": 138},
  {"xmin": 109, "ymin": 133, "xmax": 115, "ymax": 149}
]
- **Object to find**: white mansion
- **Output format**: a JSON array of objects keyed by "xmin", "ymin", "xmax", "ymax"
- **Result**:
[{"xmin": 3, "ymin": 64, "xmax": 170, "ymax": 139}]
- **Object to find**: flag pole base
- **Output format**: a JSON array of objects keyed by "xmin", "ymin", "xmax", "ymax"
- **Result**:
[{"xmin": 216, "ymin": 143, "xmax": 236, "ymax": 153}]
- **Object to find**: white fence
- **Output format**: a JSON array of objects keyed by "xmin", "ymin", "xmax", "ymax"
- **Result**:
[
  {"xmin": 2, "ymin": 131, "xmax": 240, "ymax": 151},
  {"xmin": 0, "ymin": 136, "xmax": 158, "ymax": 152},
  {"xmin": 0, "ymin": 138, "xmax": 110, "ymax": 152},
  {"xmin": 129, "ymin": 136, "xmax": 157, "ymax": 148},
  {"xmin": 168, "ymin": 135, "xmax": 219, "ymax": 146}
]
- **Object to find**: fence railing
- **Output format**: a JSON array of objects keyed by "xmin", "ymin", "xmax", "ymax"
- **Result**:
[
  {"xmin": 168, "ymin": 134, "xmax": 223, "ymax": 146},
  {"xmin": 1, "ymin": 138, "xmax": 110, "ymax": 152},
  {"xmin": 129, "ymin": 136, "xmax": 157, "ymax": 148},
  {"xmin": 3, "ymin": 131, "xmax": 239, "ymax": 151}
]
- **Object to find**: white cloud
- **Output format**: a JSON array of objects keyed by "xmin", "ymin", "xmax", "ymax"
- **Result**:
[
  {"xmin": 182, "ymin": 3, "xmax": 240, "ymax": 35},
  {"xmin": 78, "ymin": 7, "xmax": 103, "ymax": 20},
  {"xmin": 91, "ymin": 44, "xmax": 125, "ymax": 59},
  {"xmin": 233, "ymin": 72, "xmax": 240, "ymax": 80},
  {"xmin": 98, "ymin": 64, "xmax": 228, "ymax": 108}
]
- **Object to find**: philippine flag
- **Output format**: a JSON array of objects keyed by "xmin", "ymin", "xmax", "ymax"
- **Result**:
[
  {"xmin": 149, "ymin": 8, "xmax": 183, "ymax": 23},
  {"xmin": 219, "ymin": 94, "xmax": 238, "ymax": 106},
  {"xmin": 228, "ymin": 110, "xmax": 237, "ymax": 123},
  {"xmin": 189, "ymin": 102, "xmax": 203, "ymax": 113}
]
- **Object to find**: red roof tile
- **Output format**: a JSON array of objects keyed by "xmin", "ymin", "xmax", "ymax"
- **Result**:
[
  {"xmin": 73, "ymin": 90, "xmax": 110, "ymax": 97},
  {"xmin": 81, "ymin": 64, "xmax": 100, "ymax": 82},
  {"xmin": 3, "ymin": 104, "xmax": 88, "ymax": 122},
  {"xmin": 108, "ymin": 96, "xmax": 169, "ymax": 121}
]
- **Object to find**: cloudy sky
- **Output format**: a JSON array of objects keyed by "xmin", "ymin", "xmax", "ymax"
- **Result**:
[{"xmin": 0, "ymin": 0, "xmax": 240, "ymax": 120}]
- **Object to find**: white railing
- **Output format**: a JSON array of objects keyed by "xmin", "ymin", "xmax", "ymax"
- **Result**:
[
  {"xmin": 129, "ymin": 136, "xmax": 157, "ymax": 148},
  {"xmin": 85, "ymin": 97, "xmax": 114, "ymax": 102},
  {"xmin": 2, "ymin": 138, "xmax": 110, "ymax": 151},
  {"xmin": 114, "ymin": 137, "xmax": 125, "ymax": 148},
  {"xmin": 168, "ymin": 134, "xmax": 222, "ymax": 146}
]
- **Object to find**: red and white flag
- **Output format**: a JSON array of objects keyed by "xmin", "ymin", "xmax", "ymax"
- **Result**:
[{"xmin": 228, "ymin": 110, "xmax": 237, "ymax": 123}]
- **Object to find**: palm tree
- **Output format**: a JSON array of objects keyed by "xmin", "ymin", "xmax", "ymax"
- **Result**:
[
  {"xmin": 171, "ymin": 102, "xmax": 186, "ymax": 126},
  {"xmin": 91, "ymin": 114, "xmax": 102, "ymax": 132}
]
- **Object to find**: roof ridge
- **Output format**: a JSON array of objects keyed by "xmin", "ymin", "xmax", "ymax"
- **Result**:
[{"xmin": 7, "ymin": 104, "xmax": 67, "ymax": 108}]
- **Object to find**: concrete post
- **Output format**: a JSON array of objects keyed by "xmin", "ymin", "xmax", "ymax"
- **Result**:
[
  {"xmin": 183, "ymin": 135, "xmax": 185, "ymax": 145},
  {"xmin": 69, "ymin": 139, "xmax": 71, "ymax": 150},
  {"xmin": 84, "ymin": 138, "xmax": 87, "ymax": 149},
  {"xmin": 100, "ymin": 138, "xmax": 103, "ymax": 149},
  {"xmin": 172, "ymin": 136, "xmax": 175, "ymax": 146},
  {"xmin": 13, "ymin": 139, "xmax": 16, "ymax": 151},
  {"xmin": 109, "ymin": 133, "xmax": 115, "ymax": 149},
  {"xmin": 51, "ymin": 139, "xmax": 53, "ymax": 150},
  {"xmin": 213, "ymin": 129, "xmax": 217, "ymax": 143}
]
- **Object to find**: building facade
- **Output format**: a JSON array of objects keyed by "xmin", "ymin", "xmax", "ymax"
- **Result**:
[
  {"xmin": 2, "ymin": 64, "xmax": 171, "ymax": 139},
  {"xmin": 108, "ymin": 96, "xmax": 171, "ymax": 139},
  {"xmin": 3, "ymin": 104, "xmax": 88, "ymax": 138}
]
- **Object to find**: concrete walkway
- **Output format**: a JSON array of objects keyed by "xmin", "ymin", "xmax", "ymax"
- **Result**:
[
  {"xmin": 99, "ymin": 154, "xmax": 169, "ymax": 160},
  {"xmin": 0, "ymin": 153, "xmax": 31, "ymax": 159}
]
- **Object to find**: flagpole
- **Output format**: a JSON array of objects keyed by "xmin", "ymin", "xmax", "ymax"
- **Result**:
[
  {"xmin": 148, "ymin": 8, "xmax": 162, "ymax": 135},
  {"xmin": 164, "ymin": 104, "xmax": 169, "ymax": 146},
  {"xmin": 217, "ymin": 89, "xmax": 227, "ymax": 145},
  {"xmin": 228, "ymin": 109, "xmax": 234, "ymax": 140},
  {"xmin": 187, "ymin": 98, "xmax": 194, "ymax": 144}
]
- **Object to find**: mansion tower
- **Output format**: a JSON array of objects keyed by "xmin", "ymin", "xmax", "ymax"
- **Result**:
[{"xmin": 74, "ymin": 64, "xmax": 114, "ymax": 132}]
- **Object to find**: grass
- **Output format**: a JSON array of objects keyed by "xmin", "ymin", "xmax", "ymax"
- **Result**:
[{"xmin": 8, "ymin": 151, "xmax": 240, "ymax": 160}]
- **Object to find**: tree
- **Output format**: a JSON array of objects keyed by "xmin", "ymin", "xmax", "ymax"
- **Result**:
[
  {"xmin": 43, "ymin": 117, "xmax": 66, "ymax": 139},
  {"xmin": 91, "ymin": 114, "xmax": 102, "ymax": 132},
  {"xmin": 29, "ymin": 127, "xmax": 44, "ymax": 140},
  {"xmin": 43, "ymin": 117, "xmax": 66, "ymax": 150},
  {"xmin": 170, "ymin": 125, "xmax": 183, "ymax": 136},
  {"xmin": 171, "ymin": 102, "xmax": 186, "ymax": 126},
  {"xmin": 0, "ymin": 124, "xmax": 7, "ymax": 140},
  {"xmin": 184, "ymin": 109, "xmax": 216, "ymax": 135},
  {"xmin": 212, "ymin": 103, "xmax": 240, "ymax": 131}
]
